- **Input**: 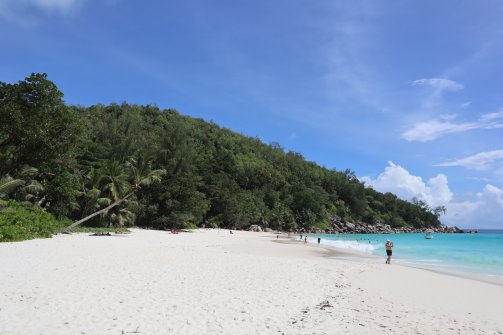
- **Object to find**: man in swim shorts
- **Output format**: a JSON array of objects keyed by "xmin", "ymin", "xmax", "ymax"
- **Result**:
[{"xmin": 385, "ymin": 239, "xmax": 393, "ymax": 264}]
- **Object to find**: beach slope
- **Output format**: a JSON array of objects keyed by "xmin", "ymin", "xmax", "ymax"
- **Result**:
[{"xmin": 0, "ymin": 229, "xmax": 502, "ymax": 334}]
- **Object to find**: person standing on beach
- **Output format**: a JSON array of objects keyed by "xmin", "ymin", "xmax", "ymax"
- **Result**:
[{"xmin": 385, "ymin": 240, "xmax": 394, "ymax": 264}]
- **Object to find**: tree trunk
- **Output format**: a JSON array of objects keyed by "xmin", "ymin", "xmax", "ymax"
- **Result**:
[
  {"xmin": 37, "ymin": 195, "xmax": 46, "ymax": 207},
  {"xmin": 62, "ymin": 192, "xmax": 133, "ymax": 232}
]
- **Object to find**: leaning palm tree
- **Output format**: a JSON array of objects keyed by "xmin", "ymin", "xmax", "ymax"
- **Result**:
[
  {"xmin": 126, "ymin": 156, "xmax": 165, "ymax": 192},
  {"xmin": 63, "ymin": 158, "xmax": 165, "ymax": 231}
]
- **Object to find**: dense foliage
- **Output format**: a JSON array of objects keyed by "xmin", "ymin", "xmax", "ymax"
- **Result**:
[
  {"xmin": 0, "ymin": 200, "xmax": 68, "ymax": 242},
  {"xmin": 0, "ymin": 74, "xmax": 444, "ymax": 236}
]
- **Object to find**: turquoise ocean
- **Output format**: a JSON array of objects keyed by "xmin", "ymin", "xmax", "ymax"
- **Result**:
[{"xmin": 306, "ymin": 230, "xmax": 503, "ymax": 279}]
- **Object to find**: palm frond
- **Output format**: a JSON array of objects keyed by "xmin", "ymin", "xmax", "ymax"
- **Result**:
[
  {"xmin": 23, "ymin": 180, "xmax": 44, "ymax": 194},
  {"xmin": 97, "ymin": 197, "xmax": 111, "ymax": 206},
  {"xmin": 25, "ymin": 194, "xmax": 36, "ymax": 201},
  {"xmin": 87, "ymin": 168, "xmax": 102, "ymax": 188},
  {"xmin": 86, "ymin": 188, "xmax": 101, "ymax": 200},
  {"xmin": 117, "ymin": 208, "xmax": 136, "ymax": 226},
  {"xmin": 19, "ymin": 166, "xmax": 39, "ymax": 178},
  {"xmin": 141, "ymin": 168, "xmax": 166, "ymax": 186},
  {"xmin": 126, "ymin": 156, "xmax": 166, "ymax": 189},
  {"xmin": 100, "ymin": 161, "xmax": 129, "ymax": 201},
  {"xmin": 0, "ymin": 175, "xmax": 25, "ymax": 198}
]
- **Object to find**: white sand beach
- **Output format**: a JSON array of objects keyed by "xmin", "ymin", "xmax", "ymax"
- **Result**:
[{"xmin": 1, "ymin": 229, "xmax": 502, "ymax": 335}]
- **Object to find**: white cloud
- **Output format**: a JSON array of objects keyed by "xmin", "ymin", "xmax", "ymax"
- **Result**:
[
  {"xmin": 460, "ymin": 101, "xmax": 472, "ymax": 109},
  {"xmin": 443, "ymin": 184, "xmax": 503, "ymax": 229},
  {"xmin": 401, "ymin": 118, "xmax": 476, "ymax": 142},
  {"xmin": 436, "ymin": 149, "xmax": 503, "ymax": 170},
  {"xmin": 360, "ymin": 161, "xmax": 453, "ymax": 207},
  {"xmin": 480, "ymin": 110, "xmax": 503, "ymax": 122},
  {"xmin": 411, "ymin": 78, "xmax": 464, "ymax": 109},
  {"xmin": 28, "ymin": 0, "xmax": 81, "ymax": 12},
  {"xmin": 402, "ymin": 110, "xmax": 503, "ymax": 142},
  {"xmin": 322, "ymin": 1, "xmax": 385, "ymax": 111},
  {"xmin": 412, "ymin": 78, "xmax": 464, "ymax": 93},
  {"xmin": 494, "ymin": 165, "xmax": 503, "ymax": 182},
  {"xmin": 362, "ymin": 162, "xmax": 503, "ymax": 229},
  {"xmin": 0, "ymin": 0, "xmax": 83, "ymax": 26}
]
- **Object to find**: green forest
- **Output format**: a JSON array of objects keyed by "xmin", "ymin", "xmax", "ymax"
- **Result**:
[{"xmin": 0, "ymin": 74, "xmax": 445, "ymax": 241}]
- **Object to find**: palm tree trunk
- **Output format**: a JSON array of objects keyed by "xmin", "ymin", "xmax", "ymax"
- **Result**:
[
  {"xmin": 37, "ymin": 195, "xmax": 46, "ymax": 207},
  {"xmin": 62, "ymin": 192, "xmax": 133, "ymax": 232}
]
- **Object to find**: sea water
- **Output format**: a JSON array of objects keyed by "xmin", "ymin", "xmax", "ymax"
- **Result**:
[{"xmin": 306, "ymin": 230, "xmax": 503, "ymax": 278}]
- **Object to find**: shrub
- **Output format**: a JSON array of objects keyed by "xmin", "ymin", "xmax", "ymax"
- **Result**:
[{"xmin": 0, "ymin": 200, "xmax": 68, "ymax": 242}]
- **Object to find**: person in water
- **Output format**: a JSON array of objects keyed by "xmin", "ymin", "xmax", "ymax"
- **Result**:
[{"xmin": 385, "ymin": 240, "xmax": 394, "ymax": 264}]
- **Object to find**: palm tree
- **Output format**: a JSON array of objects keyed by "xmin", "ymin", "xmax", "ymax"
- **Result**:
[
  {"xmin": 100, "ymin": 161, "xmax": 130, "ymax": 202},
  {"xmin": 109, "ymin": 207, "xmax": 137, "ymax": 227},
  {"xmin": 17, "ymin": 180, "xmax": 45, "ymax": 208},
  {"xmin": 0, "ymin": 175, "xmax": 25, "ymax": 198},
  {"xmin": 15, "ymin": 165, "xmax": 45, "ymax": 207},
  {"xmin": 126, "ymin": 156, "xmax": 165, "ymax": 192},
  {"xmin": 76, "ymin": 168, "xmax": 112, "ymax": 218},
  {"xmin": 63, "ymin": 158, "xmax": 165, "ymax": 231},
  {"xmin": 0, "ymin": 167, "xmax": 44, "ymax": 208}
]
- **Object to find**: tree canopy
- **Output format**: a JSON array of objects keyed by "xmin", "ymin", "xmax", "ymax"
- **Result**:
[{"xmin": 1, "ymin": 74, "xmax": 443, "ymax": 233}]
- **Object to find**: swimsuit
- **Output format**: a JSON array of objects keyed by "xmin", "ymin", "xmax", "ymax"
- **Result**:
[{"xmin": 386, "ymin": 243, "xmax": 393, "ymax": 256}]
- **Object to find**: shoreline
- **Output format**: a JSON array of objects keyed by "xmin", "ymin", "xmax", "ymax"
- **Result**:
[
  {"xmin": 1, "ymin": 228, "xmax": 502, "ymax": 334},
  {"xmin": 280, "ymin": 233, "xmax": 503, "ymax": 288}
]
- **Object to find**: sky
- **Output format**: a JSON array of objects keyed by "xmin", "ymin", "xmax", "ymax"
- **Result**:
[{"xmin": 1, "ymin": 0, "xmax": 503, "ymax": 229}]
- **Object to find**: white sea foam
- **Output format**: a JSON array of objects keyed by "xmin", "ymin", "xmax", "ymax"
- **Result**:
[{"xmin": 320, "ymin": 238, "xmax": 375, "ymax": 253}]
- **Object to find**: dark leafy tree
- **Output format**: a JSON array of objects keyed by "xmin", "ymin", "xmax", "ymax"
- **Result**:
[
  {"xmin": 0, "ymin": 73, "xmax": 81, "ymax": 176},
  {"xmin": 1, "ymin": 74, "xmax": 443, "ymax": 236}
]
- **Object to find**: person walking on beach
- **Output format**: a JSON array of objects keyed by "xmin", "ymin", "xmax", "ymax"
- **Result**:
[
  {"xmin": 385, "ymin": 240, "xmax": 394, "ymax": 264},
  {"xmin": 317, "ymin": 237, "xmax": 321, "ymax": 245}
]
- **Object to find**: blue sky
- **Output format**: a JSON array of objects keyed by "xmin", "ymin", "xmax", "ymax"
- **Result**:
[{"xmin": 1, "ymin": 0, "xmax": 503, "ymax": 228}]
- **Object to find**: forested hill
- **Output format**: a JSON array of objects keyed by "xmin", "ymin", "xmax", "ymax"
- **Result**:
[{"xmin": 1, "ymin": 74, "xmax": 445, "ymax": 232}]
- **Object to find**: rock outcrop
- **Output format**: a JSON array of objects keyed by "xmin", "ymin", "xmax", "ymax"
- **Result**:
[
  {"xmin": 313, "ymin": 215, "xmax": 464, "ymax": 234},
  {"xmin": 249, "ymin": 225, "xmax": 263, "ymax": 232}
]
